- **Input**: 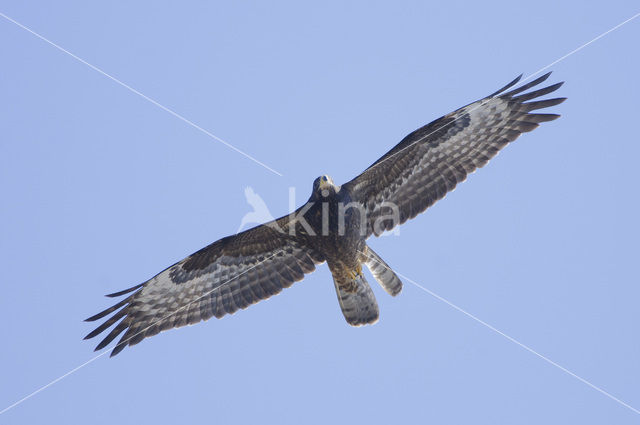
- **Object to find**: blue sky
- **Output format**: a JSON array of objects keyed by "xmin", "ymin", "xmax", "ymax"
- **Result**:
[{"xmin": 1, "ymin": 1, "xmax": 639, "ymax": 424}]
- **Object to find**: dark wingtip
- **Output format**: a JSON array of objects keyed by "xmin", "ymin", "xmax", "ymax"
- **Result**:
[
  {"xmin": 94, "ymin": 340, "xmax": 109, "ymax": 351},
  {"xmin": 105, "ymin": 283, "xmax": 144, "ymax": 298},
  {"xmin": 528, "ymin": 71, "xmax": 553, "ymax": 86},
  {"xmin": 84, "ymin": 297, "xmax": 130, "ymax": 322},
  {"xmin": 503, "ymin": 72, "xmax": 559, "ymax": 99},
  {"xmin": 92, "ymin": 320, "xmax": 129, "ymax": 352},
  {"xmin": 110, "ymin": 343, "xmax": 127, "ymax": 357},
  {"xmin": 551, "ymin": 97, "xmax": 568, "ymax": 106},
  {"xmin": 534, "ymin": 113, "xmax": 562, "ymax": 122},
  {"xmin": 85, "ymin": 312, "xmax": 104, "ymax": 322},
  {"xmin": 488, "ymin": 74, "xmax": 523, "ymax": 98}
]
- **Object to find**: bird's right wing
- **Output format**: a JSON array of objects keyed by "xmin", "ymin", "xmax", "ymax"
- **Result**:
[{"xmin": 84, "ymin": 212, "xmax": 324, "ymax": 356}]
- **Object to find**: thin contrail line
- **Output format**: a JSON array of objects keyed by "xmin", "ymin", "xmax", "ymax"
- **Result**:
[
  {"xmin": 361, "ymin": 251, "xmax": 640, "ymax": 416},
  {"xmin": 351, "ymin": 11, "xmax": 640, "ymax": 177},
  {"xmin": 0, "ymin": 11, "xmax": 283, "ymax": 177},
  {"xmin": 527, "ymin": 11, "xmax": 640, "ymax": 78},
  {"xmin": 0, "ymin": 249, "xmax": 284, "ymax": 415},
  {"xmin": 0, "ymin": 356, "xmax": 105, "ymax": 416},
  {"xmin": 406, "ymin": 275, "xmax": 640, "ymax": 415}
]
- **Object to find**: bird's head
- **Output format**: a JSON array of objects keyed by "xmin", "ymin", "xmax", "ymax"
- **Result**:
[{"xmin": 311, "ymin": 174, "xmax": 338, "ymax": 200}]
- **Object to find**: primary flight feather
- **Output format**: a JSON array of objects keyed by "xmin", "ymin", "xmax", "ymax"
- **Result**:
[{"xmin": 85, "ymin": 72, "xmax": 565, "ymax": 356}]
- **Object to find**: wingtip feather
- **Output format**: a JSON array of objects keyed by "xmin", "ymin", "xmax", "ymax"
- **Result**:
[
  {"xmin": 527, "ymin": 113, "xmax": 562, "ymax": 123},
  {"xmin": 84, "ymin": 297, "xmax": 130, "ymax": 322},
  {"xmin": 110, "ymin": 343, "xmax": 127, "ymax": 357},
  {"xmin": 488, "ymin": 74, "xmax": 523, "ymax": 97},
  {"xmin": 105, "ymin": 283, "xmax": 144, "ymax": 298},
  {"xmin": 85, "ymin": 311, "xmax": 110, "ymax": 323}
]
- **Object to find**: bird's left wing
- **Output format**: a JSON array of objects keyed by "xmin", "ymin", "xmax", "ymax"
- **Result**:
[
  {"xmin": 342, "ymin": 72, "xmax": 565, "ymax": 237},
  {"xmin": 85, "ymin": 213, "xmax": 323, "ymax": 356}
]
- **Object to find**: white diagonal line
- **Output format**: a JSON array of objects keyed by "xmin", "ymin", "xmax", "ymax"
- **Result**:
[
  {"xmin": 361, "ymin": 250, "xmax": 640, "ymax": 416},
  {"xmin": 0, "ymin": 355, "xmax": 105, "ymax": 416},
  {"xmin": 527, "ymin": 11, "xmax": 640, "ymax": 79},
  {"xmin": 0, "ymin": 11, "xmax": 283, "ymax": 177},
  {"xmin": 0, "ymin": 249, "xmax": 284, "ymax": 415},
  {"xmin": 351, "ymin": 11, "xmax": 640, "ymax": 177}
]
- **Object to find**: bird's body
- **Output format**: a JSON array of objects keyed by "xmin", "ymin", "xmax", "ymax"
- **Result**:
[
  {"xmin": 297, "ymin": 176, "xmax": 388, "ymax": 325},
  {"xmin": 301, "ymin": 178, "xmax": 363, "ymax": 269},
  {"xmin": 86, "ymin": 73, "xmax": 565, "ymax": 356}
]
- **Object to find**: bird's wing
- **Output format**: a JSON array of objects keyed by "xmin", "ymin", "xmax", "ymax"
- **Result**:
[
  {"xmin": 84, "ymin": 212, "xmax": 323, "ymax": 356},
  {"xmin": 342, "ymin": 72, "xmax": 565, "ymax": 237}
]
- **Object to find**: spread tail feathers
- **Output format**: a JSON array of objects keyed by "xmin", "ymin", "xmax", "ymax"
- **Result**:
[
  {"xmin": 330, "ymin": 265, "xmax": 379, "ymax": 326},
  {"xmin": 364, "ymin": 247, "xmax": 403, "ymax": 296}
]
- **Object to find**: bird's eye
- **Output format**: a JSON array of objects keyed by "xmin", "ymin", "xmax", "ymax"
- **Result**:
[{"xmin": 322, "ymin": 176, "xmax": 328, "ymax": 182}]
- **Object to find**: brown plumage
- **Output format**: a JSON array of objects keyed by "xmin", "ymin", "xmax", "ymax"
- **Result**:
[{"xmin": 85, "ymin": 72, "xmax": 565, "ymax": 356}]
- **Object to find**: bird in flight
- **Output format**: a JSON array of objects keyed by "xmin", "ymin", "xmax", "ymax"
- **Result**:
[{"xmin": 85, "ymin": 73, "xmax": 565, "ymax": 356}]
